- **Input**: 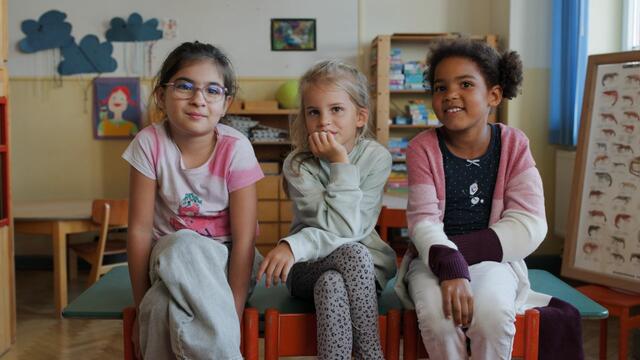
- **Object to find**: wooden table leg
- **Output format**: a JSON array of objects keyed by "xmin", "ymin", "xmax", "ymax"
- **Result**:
[{"xmin": 52, "ymin": 222, "xmax": 68, "ymax": 316}]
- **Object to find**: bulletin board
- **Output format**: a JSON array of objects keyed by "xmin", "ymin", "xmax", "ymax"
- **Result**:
[{"xmin": 561, "ymin": 50, "xmax": 640, "ymax": 293}]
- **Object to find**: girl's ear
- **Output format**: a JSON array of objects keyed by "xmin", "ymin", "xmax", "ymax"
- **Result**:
[
  {"xmin": 223, "ymin": 96, "xmax": 233, "ymax": 115},
  {"xmin": 154, "ymin": 88, "xmax": 166, "ymax": 111},
  {"xmin": 488, "ymin": 85, "xmax": 503, "ymax": 107},
  {"xmin": 356, "ymin": 107, "xmax": 369, "ymax": 128}
]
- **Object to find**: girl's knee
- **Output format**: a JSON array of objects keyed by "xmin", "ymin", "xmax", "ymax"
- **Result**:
[
  {"xmin": 468, "ymin": 304, "xmax": 516, "ymax": 340},
  {"xmin": 334, "ymin": 242, "xmax": 374, "ymax": 270},
  {"xmin": 313, "ymin": 270, "xmax": 345, "ymax": 297}
]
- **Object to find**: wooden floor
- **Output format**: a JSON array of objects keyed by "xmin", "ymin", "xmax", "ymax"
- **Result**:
[{"xmin": 0, "ymin": 269, "xmax": 634, "ymax": 359}]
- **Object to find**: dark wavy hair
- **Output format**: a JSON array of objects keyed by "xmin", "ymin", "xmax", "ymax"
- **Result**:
[
  {"xmin": 425, "ymin": 39, "xmax": 523, "ymax": 99},
  {"xmin": 149, "ymin": 41, "xmax": 237, "ymax": 123}
]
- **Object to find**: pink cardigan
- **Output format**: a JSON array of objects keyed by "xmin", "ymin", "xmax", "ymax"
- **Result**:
[{"xmin": 395, "ymin": 124, "xmax": 549, "ymax": 310}]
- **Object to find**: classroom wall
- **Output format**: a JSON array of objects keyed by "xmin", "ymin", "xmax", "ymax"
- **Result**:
[{"xmin": 13, "ymin": 0, "xmax": 621, "ymax": 257}]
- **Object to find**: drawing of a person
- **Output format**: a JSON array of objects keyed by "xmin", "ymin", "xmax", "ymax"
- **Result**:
[{"xmin": 98, "ymin": 86, "xmax": 139, "ymax": 137}]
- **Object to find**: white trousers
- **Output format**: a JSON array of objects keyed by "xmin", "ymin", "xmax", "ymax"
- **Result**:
[{"xmin": 406, "ymin": 259, "xmax": 518, "ymax": 360}]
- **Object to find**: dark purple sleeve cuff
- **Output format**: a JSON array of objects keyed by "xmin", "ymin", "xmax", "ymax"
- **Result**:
[
  {"xmin": 428, "ymin": 245, "xmax": 470, "ymax": 283},
  {"xmin": 450, "ymin": 228, "xmax": 503, "ymax": 265}
]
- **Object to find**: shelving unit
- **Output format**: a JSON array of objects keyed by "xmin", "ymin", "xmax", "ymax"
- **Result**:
[
  {"xmin": 226, "ymin": 108, "xmax": 296, "ymax": 255},
  {"xmin": 370, "ymin": 33, "xmax": 499, "ymax": 147},
  {"xmin": 0, "ymin": 0, "xmax": 12, "ymax": 353}
]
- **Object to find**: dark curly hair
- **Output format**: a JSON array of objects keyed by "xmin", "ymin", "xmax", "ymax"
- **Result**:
[{"xmin": 425, "ymin": 39, "xmax": 523, "ymax": 100}]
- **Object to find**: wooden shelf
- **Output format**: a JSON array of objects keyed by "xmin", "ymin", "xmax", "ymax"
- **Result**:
[
  {"xmin": 251, "ymin": 141, "xmax": 291, "ymax": 146},
  {"xmin": 228, "ymin": 109, "xmax": 297, "ymax": 116},
  {"xmin": 390, "ymin": 89, "xmax": 430, "ymax": 94},
  {"xmin": 390, "ymin": 124, "xmax": 433, "ymax": 129}
]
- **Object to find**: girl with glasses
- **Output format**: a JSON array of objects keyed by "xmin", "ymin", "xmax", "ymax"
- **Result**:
[{"xmin": 123, "ymin": 41, "xmax": 263, "ymax": 359}]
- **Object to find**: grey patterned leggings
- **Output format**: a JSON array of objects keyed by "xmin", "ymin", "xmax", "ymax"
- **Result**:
[{"xmin": 287, "ymin": 242, "xmax": 384, "ymax": 360}]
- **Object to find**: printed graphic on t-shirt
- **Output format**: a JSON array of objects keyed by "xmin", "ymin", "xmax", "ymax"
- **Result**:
[
  {"xmin": 468, "ymin": 181, "xmax": 485, "ymax": 207},
  {"xmin": 170, "ymin": 192, "xmax": 231, "ymax": 238}
]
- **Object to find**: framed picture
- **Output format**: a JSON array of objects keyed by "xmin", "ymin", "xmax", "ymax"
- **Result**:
[
  {"xmin": 271, "ymin": 18, "xmax": 316, "ymax": 51},
  {"xmin": 561, "ymin": 50, "xmax": 640, "ymax": 292},
  {"xmin": 93, "ymin": 77, "xmax": 141, "ymax": 139}
]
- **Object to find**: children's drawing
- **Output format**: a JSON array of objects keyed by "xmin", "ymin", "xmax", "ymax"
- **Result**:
[{"xmin": 93, "ymin": 77, "xmax": 141, "ymax": 139}]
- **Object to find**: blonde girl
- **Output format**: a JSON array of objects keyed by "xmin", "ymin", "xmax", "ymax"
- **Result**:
[{"xmin": 258, "ymin": 60, "xmax": 397, "ymax": 359}]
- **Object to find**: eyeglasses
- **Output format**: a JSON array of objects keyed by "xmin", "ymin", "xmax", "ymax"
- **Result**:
[{"xmin": 164, "ymin": 80, "xmax": 227, "ymax": 102}]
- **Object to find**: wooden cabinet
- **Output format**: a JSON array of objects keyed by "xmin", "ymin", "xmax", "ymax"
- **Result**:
[
  {"xmin": 0, "ymin": 96, "xmax": 13, "ymax": 355},
  {"xmin": 370, "ymin": 34, "xmax": 499, "ymax": 147},
  {"xmin": 0, "ymin": 0, "xmax": 12, "ymax": 354}
]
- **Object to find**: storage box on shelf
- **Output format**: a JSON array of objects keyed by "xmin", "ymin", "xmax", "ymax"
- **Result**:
[{"xmin": 255, "ymin": 162, "xmax": 293, "ymax": 255}]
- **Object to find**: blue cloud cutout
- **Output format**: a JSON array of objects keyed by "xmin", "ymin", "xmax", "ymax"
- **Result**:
[
  {"xmin": 58, "ymin": 35, "xmax": 117, "ymax": 75},
  {"xmin": 19, "ymin": 10, "xmax": 74, "ymax": 53},
  {"xmin": 106, "ymin": 13, "xmax": 163, "ymax": 42}
]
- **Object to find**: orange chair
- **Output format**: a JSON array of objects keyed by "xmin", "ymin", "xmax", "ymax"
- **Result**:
[
  {"xmin": 577, "ymin": 285, "xmax": 640, "ymax": 360},
  {"xmin": 122, "ymin": 306, "xmax": 260, "ymax": 360},
  {"xmin": 68, "ymin": 199, "xmax": 129, "ymax": 286},
  {"xmin": 402, "ymin": 309, "xmax": 540, "ymax": 360},
  {"xmin": 377, "ymin": 206, "xmax": 408, "ymax": 242},
  {"xmin": 264, "ymin": 309, "xmax": 401, "ymax": 360}
]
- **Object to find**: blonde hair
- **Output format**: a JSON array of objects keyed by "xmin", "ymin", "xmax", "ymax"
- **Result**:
[{"xmin": 288, "ymin": 60, "xmax": 373, "ymax": 171}]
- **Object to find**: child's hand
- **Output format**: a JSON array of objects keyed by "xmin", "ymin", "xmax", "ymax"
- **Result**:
[
  {"xmin": 257, "ymin": 242, "xmax": 295, "ymax": 288},
  {"xmin": 308, "ymin": 131, "xmax": 349, "ymax": 164},
  {"xmin": 440, "ymin": 278, "xmax": 474, "ymax": 327}
]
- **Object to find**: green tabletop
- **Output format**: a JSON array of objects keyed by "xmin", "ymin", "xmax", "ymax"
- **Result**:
[{"xmin": 529, "ymin": 269, "xmax": 608, "ymax": 319}]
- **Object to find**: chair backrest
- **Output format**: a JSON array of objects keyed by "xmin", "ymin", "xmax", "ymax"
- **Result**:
[
  {"xmin": 92, "ymin": 199, "xmax": 128, "ymax": 226},
  {"xmin": 377, "ymin": 206, "xmax": 408, "ymax": 242},
  {"xmin": 92, "ymin": 199, "xmax": 129, "ymax": 273}
]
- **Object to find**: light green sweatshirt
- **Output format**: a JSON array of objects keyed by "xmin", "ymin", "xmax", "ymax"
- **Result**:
[{"xmin": 281, "ymin": 139, "xmax": 397, "ymax": 289}]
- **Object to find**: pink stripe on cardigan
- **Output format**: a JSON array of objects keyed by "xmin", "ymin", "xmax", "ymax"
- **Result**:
[{"xmin": 406, "ymin": 123, "xmax": 545, "ymax": 235}]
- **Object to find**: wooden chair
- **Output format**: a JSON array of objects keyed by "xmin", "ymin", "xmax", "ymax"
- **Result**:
[
  {"xmin": 377, "ymin": 206, "xmax": 408, "ymax": 242},
  {"xmin": 576, "ymin": 285, "xmax": 640, "ymax": 360},
  {"xmin": 68, "ymin": 199, "xmax": 128, "ymax": 286},
  {"xmin": 260, "ymin": 284, "xmax": 402, "ymax": 360},
  {"xmin": 402, "ymin": 309, "xmax": 540, "ymax": 360}
]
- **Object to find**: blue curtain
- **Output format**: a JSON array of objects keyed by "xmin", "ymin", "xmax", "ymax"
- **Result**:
[{"xmin": 548, "ymin": 0, "xmax": 589, "ymax": 146}]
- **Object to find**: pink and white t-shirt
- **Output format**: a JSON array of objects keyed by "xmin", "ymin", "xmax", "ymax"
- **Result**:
[{"xmin": 122, "ymin": 122, "xmax": 264, "ymax": 243}]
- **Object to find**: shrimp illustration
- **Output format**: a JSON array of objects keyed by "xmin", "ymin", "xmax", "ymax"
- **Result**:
[
  {"xmin": 601, "ymin": 128, "xmax": 616, "ymax": 137},
  {"xmin": 622, "ymin": 95, "xmax": 634, "ymax": 106},
  {"xmin": 614, "ymin": 213, "xmax": 631, "ymax": 228},
  {"xmin": 595, "ymin": 172, "xmax": 613, "ymax": 187},
  {"xmin": 603, "ymin": 90, "xmax": 618, "ymax": 106},
  {"xmin": 587, "ymin": 225, "xmax": 601, "ymax": 236},
  {"xmin": 613, "ymin": 195, "xmax": 631, "ymax": 205},
  {"xmin": 613, "ymin": 143, "xmax": 634, "ymax": 154},
  {"xmin": 594, "ymin": 154, "xmax": 609, "ymax": 166},
  {"xmin": 589, "ymin": 190, "xmax": 604, "ymax": 200},
  {"xmin": 622, "ymin": 124, "xmax": 635, "ymax": 133},
  {"xmin": 612, "ymin": 236, "xmax": 626, "ymax": 249},
  {"xmin": 624, "ymin": 111, "xmax": 640, "ymax": 121},
  {"xmin": 621, "ymin": 182, "xmax": 637, "ymax": 191},
  {"xmin": 589, "ymin": 210, "xmax": 607, "ymax": 222},
  {"xmin": 631, "ymin": 157, "xmax": 640, "ymax": 177},
  {"xmin": 602, "ymin": 72, "xmax": 618, "ymax": 86},
  {"xmin": 582, "ymin": 242, "xmax": 599, "ymax": 254},
  {"xmin": 611, "ymin": 253, "xmax": 625, "ymax": 264},
  {"xmin": 627, "ymin": 74, "xmax": 640, "ymax": 85},
  {"xmin": 600, "ymin": 113, "xmax": 617, "ymax": 124},
  {"xmin": 596, "ymin": 142, "xmax": 608, "ymax": 152}
]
